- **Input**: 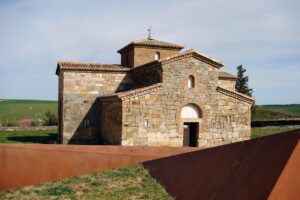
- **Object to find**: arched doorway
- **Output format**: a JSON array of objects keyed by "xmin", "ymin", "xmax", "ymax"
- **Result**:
[{"xmin": 180, "ymin": 104, "xmax": 202, "ymax": 147}]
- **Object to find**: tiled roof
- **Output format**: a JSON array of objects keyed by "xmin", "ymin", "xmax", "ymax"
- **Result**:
[
  {"xmin": 133, "ymin": 49, "xmax": 224, "ymax": 70},
  {"xmin": 118, "ymin": 38, "xmax": 184, "ymax": 53},
  {"xmin": 218, "ymin": 71, "xmax": 238, "ymax": 80},
  {"xmin": 217, "ymin": 87, "xmax": 255, "ymax": 104},
  {"xmin": 56, "ymin": 61, "xmax": 130, "ymax": 75},
  {"xmin": 99, "ymin": 83, "xmax": 163, "ymax": 100}
]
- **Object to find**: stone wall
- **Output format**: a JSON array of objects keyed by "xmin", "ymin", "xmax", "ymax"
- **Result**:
[
  {"xmin": 133, "ymin": 47, "xmax": 180, "ymax": 67},
  {"xmin": 218, "ymin": 79, "xmax": 236, "ymax": 90},
  {"xmin": 57, "ymin": 71, "xmax": 64, "ymax": 143},
  {"xmin": 59, "ymin": 71, "xmax": 132, "ymax": 144},
  {"xmin": 121, "ymin": 48, "xmax": 134, "ymax": 68},
  {"xmin": 101, "ymin": 99, "xmax": 122, "ymax": 144},
  {"xmin": 132, "ymin": 65, "xmax": 162, "ymax": 88},
  {"xmin": 121, "ymin": 57, "xmax": 252, "ymax": 147},
  {"xmin": 203, "ymin": 93, "xmax": 251, "ymax": 146}
]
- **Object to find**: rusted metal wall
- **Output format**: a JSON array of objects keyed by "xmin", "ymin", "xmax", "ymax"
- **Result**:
[
  {"xmin": 268, "ymin": 139, "xmax": 300, "ymax": 200},
  {"xmin": 0, "ymin": 144, "xmax": 199, "ymax": 191},
  {"xmin": 143, "ymin": 130, "xmax": 300, "ymax": 200}
]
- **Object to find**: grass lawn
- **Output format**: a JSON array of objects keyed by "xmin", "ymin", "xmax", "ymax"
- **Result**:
[
  {"xmin": 0, "ymin": 99, "xmax": 57, "ymax": 122},
  {"xmin": 251, "ymin": 126, "xmax": 300, "ymax": 139},
  {"xmin": 0, "ymin": 129, "xmax": 57, "ymax": 144},
  {"xmin": 0, "ymin": 165, "xmax": 173, "ymax": 200}
]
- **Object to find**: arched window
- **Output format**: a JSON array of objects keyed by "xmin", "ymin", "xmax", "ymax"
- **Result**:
[
  {"xmin": 180, "ymin": 104, "xmax": 201, "ymax": 118},
  {"xmin": 155, "ymin": 52, "xmax": 160, "ymax": 60},
  {"xmin": 188, "ymin": 75, "xmax": 195, "ymax": 88}
]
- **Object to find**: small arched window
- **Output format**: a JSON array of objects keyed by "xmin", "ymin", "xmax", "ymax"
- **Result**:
[
  {"xmin": 155, "ymin": 52, "xmax": 160, "ymax": 60},
  {"xmin": 188, "ymin": 75, "xmax": 195, "ymax": 88}
]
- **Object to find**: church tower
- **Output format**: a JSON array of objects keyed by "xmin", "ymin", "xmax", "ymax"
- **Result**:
[{"xmin": 118, "ymin": 38, "xmax": 184, "ymax": 68}]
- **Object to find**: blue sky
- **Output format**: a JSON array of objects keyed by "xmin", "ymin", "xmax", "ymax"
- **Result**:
[{"xmin": 0, "ymin": 0, "xmax": 299, "ymax": 104}]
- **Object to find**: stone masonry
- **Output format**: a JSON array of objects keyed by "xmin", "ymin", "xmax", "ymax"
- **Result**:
[{"xmin": 56, "ymin": 38, "xmax": 254, "ymax": 146}]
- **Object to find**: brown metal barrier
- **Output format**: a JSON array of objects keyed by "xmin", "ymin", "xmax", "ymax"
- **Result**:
[
  {"xmin": 0, "ymin": 144, "xmax": 199, "ymax": 191},
  {"xmin": 143, "ymin": 130, "xmax": 300, "ymax": 200}
]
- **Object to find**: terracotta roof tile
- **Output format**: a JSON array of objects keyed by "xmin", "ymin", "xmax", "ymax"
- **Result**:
[
  {"xmin": 218, "ymin": 71, "xmax": 238, "ymax": 80},
  {"xmin": 56, "ymin": 61, "xmax": 130, "ymax": 75},
  {"xmin": 118, "ymin": 38, "xmax": 184, "ymax": 53}
]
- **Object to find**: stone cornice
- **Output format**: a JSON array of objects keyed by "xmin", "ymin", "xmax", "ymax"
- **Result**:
[{"xmin": 217, "ymin": 87, "xmax": 255, "ymax": 104}]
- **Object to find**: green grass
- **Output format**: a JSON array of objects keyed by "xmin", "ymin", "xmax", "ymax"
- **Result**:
[
  {"xmin": 252, "ymin": 104, "xmax": 300, "ymax": 120},
  {"xmin": 0, "ymin": 99, "xmax": 57, "ymax": 122},
  {"xmin": 251, "ymin": 126, "xmax": 299, "ymax": 139},
  {"xmin": 0, "ymin": 165, "xmax": 173, "ymax": 200},
  {"xmin": 0, "ymin": 129, "xmax": 57, "ymax": 144}
]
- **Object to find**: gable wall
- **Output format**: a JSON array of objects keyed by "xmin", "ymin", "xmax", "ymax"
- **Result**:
[
  {"xmin": 121, "ymin": 57, "xmax": 251, "ymax": 147},
  {"xmin": 59, "ymin": 71, "xmax": 132, "ymax": 144}
]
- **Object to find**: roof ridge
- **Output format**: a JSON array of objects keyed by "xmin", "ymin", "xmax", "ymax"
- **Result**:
[
  {"xmin": 56, "ymin": 61, "xmax": 130, "ymax": 75},
  {"xmin": 217, "ymin": 87, "xmax": 255, "ymax": 104},
  {"xmin": 58, "ymin": 61, "xmax": 123, "ymax": 66},
  {"xmin": 118, "ymin": 38, "xmax": 184, "ymax": 53}
]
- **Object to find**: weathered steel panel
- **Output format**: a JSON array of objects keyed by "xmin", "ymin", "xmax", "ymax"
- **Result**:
[
  {"xmin": 0, "ymin": 144, "xmax": 198, "ymax": 190},
  {"xmin": 143, "ymin": 130, "xmax": 300, "ymax": 200}
]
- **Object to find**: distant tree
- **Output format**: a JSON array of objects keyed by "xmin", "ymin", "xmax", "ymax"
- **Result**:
[
  {"xmin": 43, "ymin": 110, "xmax": 58, "ymax": 126},
  {"xmin": 235, "ymin": 65, "xmax": 256, "ymax": 116},
  {"xmin": 235, "ymin": 65, "xmax": 253, "ymax": 96}
]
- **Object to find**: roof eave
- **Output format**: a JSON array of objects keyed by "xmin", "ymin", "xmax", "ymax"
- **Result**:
[{"xmin": 117, "ymin": 43, "xmax": 184, "ymax": 54}]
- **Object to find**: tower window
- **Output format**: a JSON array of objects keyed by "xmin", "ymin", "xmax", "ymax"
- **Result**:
[
  {"xmin": 188, "ymin": 75, "xmax": 195, "ymax": 88},
  {"xmin": 155, "ymin": 52, "xmax": 160, "ymax": 60}
]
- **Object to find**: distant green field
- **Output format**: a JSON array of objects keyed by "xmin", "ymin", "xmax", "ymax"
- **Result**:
[
  {"xmin": 1, "ymin": 99, "xmax": 299, "ymax": 123},
  {"xmin": 0, "ymin": 99, "xmax": 57, "ymax": 122},
  {"xmin": 252, "ymin": 104, "xmax": 300, "ymax": 120}
]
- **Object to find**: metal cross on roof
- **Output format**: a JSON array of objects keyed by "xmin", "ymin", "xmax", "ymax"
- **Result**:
[{"xmin": 147, "ymin": 25, "xmax": 152, "ymax": 40}]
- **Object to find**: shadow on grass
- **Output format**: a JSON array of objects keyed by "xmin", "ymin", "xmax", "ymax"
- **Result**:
[{"xmin": 7, "ymin": 133, "xmax": 58, "ymax": 144}]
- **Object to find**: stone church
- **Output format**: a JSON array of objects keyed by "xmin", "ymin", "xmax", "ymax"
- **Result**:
[{"xmin": 56, "ymin": 37, "xmax": 254, "ymax": 147}]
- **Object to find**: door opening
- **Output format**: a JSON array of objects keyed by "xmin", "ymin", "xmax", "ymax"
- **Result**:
[{"xmin": 183, "ymin": 122, "xmax": 199, "ymax": 147}]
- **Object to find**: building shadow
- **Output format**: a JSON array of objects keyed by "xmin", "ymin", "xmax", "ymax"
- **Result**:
[
  {"xmin": 65, "ymin": 73, "xmax": 133, "ymax": 145},
  {"xmin": 7, "ymin": 133, "xmax": 58, "ymax": 144}
]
